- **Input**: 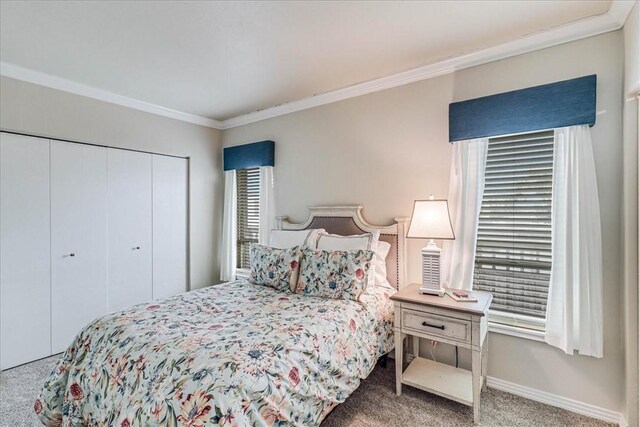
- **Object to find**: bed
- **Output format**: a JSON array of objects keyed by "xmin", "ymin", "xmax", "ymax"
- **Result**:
[{"xmin": 36, "ymin": 206, "xmax": 408, "ymax": 427}]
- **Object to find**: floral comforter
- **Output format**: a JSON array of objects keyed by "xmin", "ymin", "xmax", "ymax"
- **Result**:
[{"xmin": 36, "ymin": 280, "xmax": 395, "ymax": 426}]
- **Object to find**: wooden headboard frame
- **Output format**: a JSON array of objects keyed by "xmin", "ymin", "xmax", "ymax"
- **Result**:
[{"xmin": 276, "ymin": 206, "xmax": 409, "ymax": 289}]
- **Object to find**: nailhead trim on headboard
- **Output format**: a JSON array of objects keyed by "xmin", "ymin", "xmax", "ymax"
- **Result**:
[{"xmin": 277, "ymin": 206, "xmax": 408, "ymax": 289}]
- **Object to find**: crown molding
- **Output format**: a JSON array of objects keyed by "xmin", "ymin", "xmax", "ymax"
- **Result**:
[
  {"xmin": 221, "ymin": 0, "xmax": 635, "ymax": 129},
  {"xmin": 609, "ymin": 0, "xmax": 637, "ymax": 24},
  {"xmin": 0, "ymin": 62, "xmax": 224, "ymax": 130}
]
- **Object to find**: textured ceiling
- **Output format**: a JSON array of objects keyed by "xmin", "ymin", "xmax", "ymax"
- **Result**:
[{"xmin": 0, "ymin": 1, "xmax": 612, "ymax": 121}]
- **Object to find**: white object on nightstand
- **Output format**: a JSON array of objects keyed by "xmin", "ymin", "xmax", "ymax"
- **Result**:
[
  {"xmin": 407, "ymin": 195, "xmax": 454, "ymax": 296},
  {"xmin": 420, "ymin": 242, "xmax": 443, "ymax": 295},
  {"xmin": 391, "ymin": 283, "xmax": 492, "ymax": 424}
]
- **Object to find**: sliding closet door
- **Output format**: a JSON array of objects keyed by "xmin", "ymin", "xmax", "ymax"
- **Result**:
[
  {"xmin": 107, "ymin": 149, "xmax": 153, "ymax": 312},
  {"xmin": 0, "ymin": 133, "xmax": 51, "ymax": 370},
  {"xmin": 152, "ymin": 155, "xmax": 188, "ymax": 299},
  {"xmin": 51, "ymin": 141, "xmax": 108, "ymax": 353}
]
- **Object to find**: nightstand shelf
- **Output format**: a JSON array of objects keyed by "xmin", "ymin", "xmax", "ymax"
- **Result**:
[
  {"xmin": 391, "ymin": 283, "xmax": 493, "ymax": 423},
  {"xmin": 402, "ymin": 356, "xmax": 473, "ymax": 406}
]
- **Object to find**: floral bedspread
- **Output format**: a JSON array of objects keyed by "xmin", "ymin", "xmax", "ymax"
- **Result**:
[{"xmin": 36, "ymin": 280, "xmax": 395, "ymax": 426}]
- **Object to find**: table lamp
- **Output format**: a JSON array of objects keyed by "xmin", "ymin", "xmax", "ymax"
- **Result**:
[{"xmin": 407, "ymin": 195, "xmax": 455, "ymax": 296}]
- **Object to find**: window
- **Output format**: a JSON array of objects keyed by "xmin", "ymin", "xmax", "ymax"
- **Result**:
[
  {"xmin": 473, "ymin": 130, "xmax": 554, "ymax": 330},
  {"xmin": 236, "ymin": 167, "xmax": 260, "ymax": 270}
]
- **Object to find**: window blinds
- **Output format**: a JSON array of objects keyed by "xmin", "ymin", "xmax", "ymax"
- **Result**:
[
  {"xmin": 473, "ymin": 130, "xmax": 554, "ymax": 319},
  {"xmin": 236, "ymin": 167, "xmax": 260, "ymax": 269}
]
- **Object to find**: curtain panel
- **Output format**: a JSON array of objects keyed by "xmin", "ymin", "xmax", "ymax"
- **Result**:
[
  {"xmin": 258, "ymin": 166, "xmax": 275, "ymax": 245},
  {"xmin": 545, "ymin": 125, "xmax": 603, "ymax": 357},
  {"xmin": 220, "ymin": 170, "xmax": 237, "ymax": 282},
  {"xmin": 441, "ymin": 138, "xmax": 489, "ymax": 291}
]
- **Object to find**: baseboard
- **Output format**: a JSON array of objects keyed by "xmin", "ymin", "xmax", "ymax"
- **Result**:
[{"xmin": 487, "ymin": 376, "xmax": 625, "ymax": 426}]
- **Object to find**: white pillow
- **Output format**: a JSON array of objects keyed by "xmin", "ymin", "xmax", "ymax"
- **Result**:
[
  {"xmin": 269, "ymin": 229, "xmax": 325, "ymax": 249},
  {"xmin": 373, "ymin": 241, "xmax": 391, "ymax": 287},
  {"xmin": 316, "ymin": 230, "xmax": 380, "ymax": 288},
  {"xmin": 316, "ymin": 230, "xmax": 380, "ymax": 251}
]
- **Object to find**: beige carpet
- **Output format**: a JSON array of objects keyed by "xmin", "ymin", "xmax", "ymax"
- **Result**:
[
  {"xmin": 1, "ymin": 356, "xmax": 612, "ymax": 427},
  {"xmin": 322, "ymin": 361, "xmax": 613, "ymax": 426}
]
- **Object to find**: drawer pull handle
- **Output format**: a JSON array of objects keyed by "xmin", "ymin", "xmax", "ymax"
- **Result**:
[{"xmin": 422, "ymin": 321, "xmax": 445, "ymax": 330}]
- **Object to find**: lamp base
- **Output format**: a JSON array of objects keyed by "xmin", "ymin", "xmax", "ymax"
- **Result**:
[
  {"xmin": 419, "ymin": 286, "xmax": 445, "ymax": 296},
  {"xmin": 420, "ymin": 241, "xmax": 445, "ymax": 297}
]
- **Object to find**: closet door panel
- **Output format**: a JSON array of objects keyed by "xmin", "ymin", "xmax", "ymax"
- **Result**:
[
  {"xmin": 51, "ymin": 141, "xmax": 108, "ymax": 353},
  {"xmin": 0, "ymin": 133, "xmax": 51, "ymax": 369},
  {"xmin": 153, "ymin": 155, "xmax": 188, "ymax": 299},
  {"xmin": 107, "ymin": 149, "xmax": 152, "ymax": 312}
]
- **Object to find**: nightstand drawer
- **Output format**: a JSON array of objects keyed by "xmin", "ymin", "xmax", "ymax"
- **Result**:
[{"xmin": 402, "ymin": 309, "xmax": 471, "ymax": 343}]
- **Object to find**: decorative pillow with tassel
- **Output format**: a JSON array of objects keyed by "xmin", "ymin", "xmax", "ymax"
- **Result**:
[{"xmin": 249, "ymin": 244, "xmax": 302, "ymax": 292}]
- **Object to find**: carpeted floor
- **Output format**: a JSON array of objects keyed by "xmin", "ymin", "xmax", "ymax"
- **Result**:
[
  {"xmin": 0, "ymin": 355, "xmax": 60, "ymax": 427},
  {"xmin": 1, "ymin": 356, "xmax": 612, "ymax": 427}
]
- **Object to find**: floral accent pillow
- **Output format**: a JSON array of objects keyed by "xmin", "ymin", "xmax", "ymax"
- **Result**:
[
  {"xmin": 249, "ymin": 244, "xmax": 302, "ymax": 292},
  {"xmin": 295, "ymin": 248, "xmax": 374, "ymax": 301}
]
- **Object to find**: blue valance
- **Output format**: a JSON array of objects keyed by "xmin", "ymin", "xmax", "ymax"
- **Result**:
[
  {"xmin": 449, "ymin": 75, "xmax": 596, "ymax": 142},
  {"xmin": 223, "ymin": 140, "xmax": 275, "ymax": 171}
]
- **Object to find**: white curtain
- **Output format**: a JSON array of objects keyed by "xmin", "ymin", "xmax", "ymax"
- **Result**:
[
  {"xmin": 545, "ymin": 125, "xmax": 603, "ymax": 358},
  {"xmin": 441, "ymin": 138, "xmax": 489, "ymax": 291},
  {"xmin": 220, "ymin": 170, "xmax": 237, "ymax": 282},
  {"xmin": 258, "ymin": 166, "xmax": 275, "ymax": 245}
]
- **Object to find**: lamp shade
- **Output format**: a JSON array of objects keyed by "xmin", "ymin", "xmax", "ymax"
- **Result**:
[{"xmin": 407, "ymin": 199, "xmax": 455, "ymax": 240}]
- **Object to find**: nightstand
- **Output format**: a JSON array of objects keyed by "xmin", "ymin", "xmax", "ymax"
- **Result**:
[{"xmin": 391, "ymin": 283, "xmax": 493, "ymax": 423}]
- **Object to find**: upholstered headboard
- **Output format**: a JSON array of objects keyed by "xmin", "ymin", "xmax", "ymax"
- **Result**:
[{"xmin": 276, "ymin": 206, "xmax": 408, "ymax": 289}]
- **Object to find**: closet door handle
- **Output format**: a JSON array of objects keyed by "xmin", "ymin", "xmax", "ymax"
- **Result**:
[
  {"xmin": 133, "ymin": 246, "xmax": 141, "ymax": 250},
  {"xmin": 68, "ymin": 253, "xmax": 75, "ymax": 257},
  {"xmin": 422, "ymin": 321, "xmax": 445, "ymax": 330}
]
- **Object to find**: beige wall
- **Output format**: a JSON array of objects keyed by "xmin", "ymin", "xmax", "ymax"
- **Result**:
[
  {"xmin": 222, "ymin": 31, "xmax": 626, "ymax": 412},
  {"xmin": 0, "ymin": 76, "xmax": 223, "ymax": 290},
  {"xmin": 623, "ymin": 2, "xmax": 640, "ymax": 425}
]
